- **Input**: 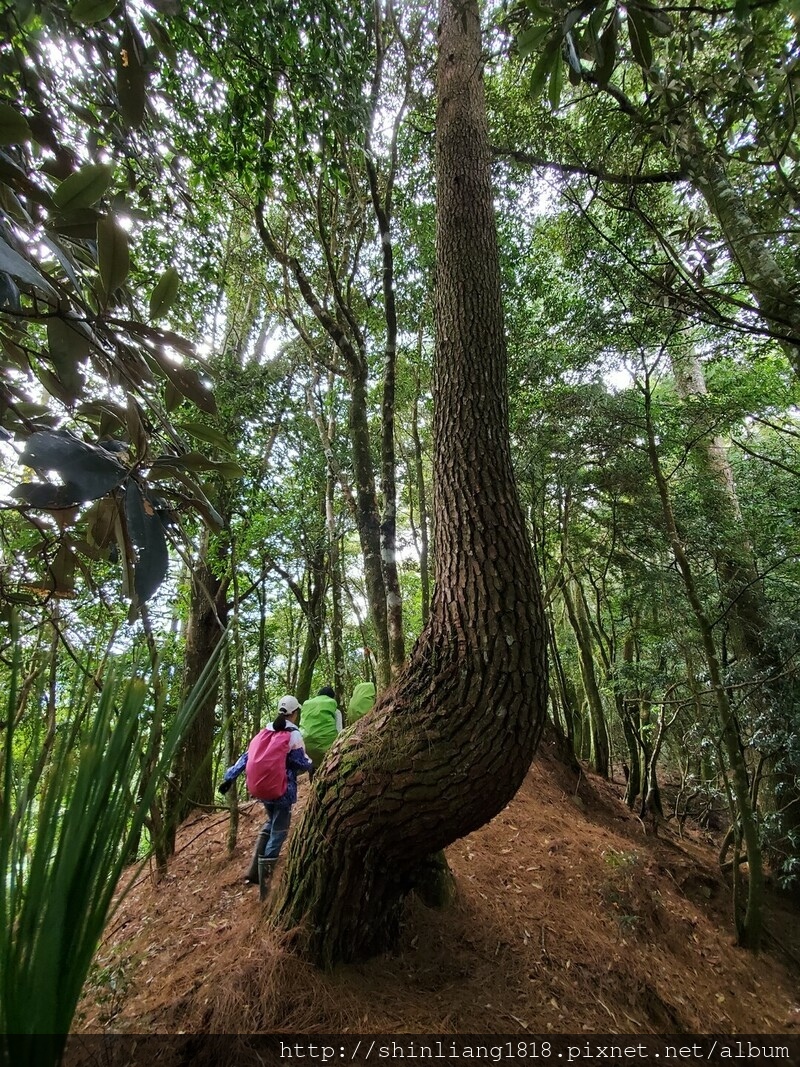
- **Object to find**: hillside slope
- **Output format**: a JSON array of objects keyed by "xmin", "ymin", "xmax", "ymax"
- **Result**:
[{"xmin": 77, "ymin": 743, "xmax": 800, "ymax": 1035}]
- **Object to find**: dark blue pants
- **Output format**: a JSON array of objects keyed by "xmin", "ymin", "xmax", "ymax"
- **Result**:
[{"xmin": 259, "ymin": 802, "xmax": 291, "ymax": 859}]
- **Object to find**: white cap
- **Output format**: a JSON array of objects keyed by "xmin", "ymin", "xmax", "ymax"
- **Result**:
[{"xmin": 278, "ymin": 694, "xmax": 300, "ymax": 714}]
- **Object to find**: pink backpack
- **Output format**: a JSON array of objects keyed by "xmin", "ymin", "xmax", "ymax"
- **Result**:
[{"xmin": 245, "ymin": 729, "xmax": 291, "ymax": 800}]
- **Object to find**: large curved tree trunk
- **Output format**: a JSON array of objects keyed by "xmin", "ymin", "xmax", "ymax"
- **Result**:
[{"xmin": 269, "ymin": 0, "xmax": 548, "ymax": 967}]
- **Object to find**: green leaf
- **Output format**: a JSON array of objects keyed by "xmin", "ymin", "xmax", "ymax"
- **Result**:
[
  {"xmin": 517, "ymin": 23, "xmax": 552, "ymax": 59},
  {"xmin": 0, "ymin": 634, "xmax": 229, "ymax": 1039},
  {"xmin": 528, "ymin": 36, "xmax": 561, "ymax": 100},
  {"xmin": 0, "ymin": 102, "xmax": 31, "ymax": 146},
  {"xmin": 47, "ymin": 317, "xmax": 87, "ymax": 397},
  {"xmin": 52, "ymin": 164, "xmax": 114, "ymax": 212},
  {"xmin": 85, "ymin": 497, "xmax": 120, "ymax": 549},
  {"xmin": 70, "ymin": 0, "xmax": 118, "ymax": 25},
  {"xmin": 35, "ymin": 366, "xmax": 75, "ymax": 405},
  {"xmin": 627, "ymin": 8, "xmax": 653, "ymax": 69},
  {"xmin": 116, "ymin": 20, "xmax": 147, "ymax": 129},
  {"xmin": 213, "ymin": 462, "xmax": 245, "ymax": 479},
  {"xmin": 149, "ymin": 266, "xmax": 180, "ymax": 320},
  {"xmin": 148, "ymin": 349, "xmax": 218, "ymax": 415},
  {"xmin": 51, "ymin": 208, "xmax": 102, "ymax": 239},
  {"xmin": 179, "ymin": 421, "xmax": 237, "ymax": 454},
  {"xmin": 596, "ymin": 10, "xmax": 619, "ymax": 86},
  {"xmin": 142, "ymin": 14, "xmax": 178, "ymax": 64},
  {"xmin": 97, "ymin": 215, "xmax": 130, "ymax": 299},
  {"xmin": 48, "ymin": 541, "xmax": 77, "ymax": 598},
  {"xmin": 640, "ymin": 8, "xmax": 672, "ymax": 37},
  {"xmin": 525, "ymin": 0, "xmax": 552, "ymax": 18},
  {"xmin": 0, "ymin": 233, "xmax": 58, "ymax": 302},
  {"xmin": 547, "ymin": 45, "xmax": 564, "ymax": 109},
  {"xmin": 152, "ymin": 451, "xmax": 240, "ymax": 476},
  {"xmin": 164, "ymin": 379, "xmax": 183, "ymax": 412}
]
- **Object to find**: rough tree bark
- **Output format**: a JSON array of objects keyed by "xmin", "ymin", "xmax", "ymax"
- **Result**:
[
  {"xmin": 269, "ymin": 0, "xmax": 548, "ymax": 966},
  {"xmin": 168, "ymin": 527, "xmax": 228, "ymax": 830}
]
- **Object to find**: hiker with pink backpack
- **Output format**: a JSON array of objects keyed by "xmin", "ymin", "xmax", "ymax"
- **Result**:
[{"xmin": 217, "ymin": 695, "xmax": 313, "ymax": 895}]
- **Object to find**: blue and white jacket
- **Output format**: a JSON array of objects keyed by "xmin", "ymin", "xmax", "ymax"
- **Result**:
[{"xmin": 221, "ymin": 723, "xmax": 313, "ymax": 808}]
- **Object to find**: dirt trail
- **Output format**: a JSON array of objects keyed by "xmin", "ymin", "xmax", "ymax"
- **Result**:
[{"xmin": 77, "ymin": 742, "xmax": 800, "ymax": 1035}]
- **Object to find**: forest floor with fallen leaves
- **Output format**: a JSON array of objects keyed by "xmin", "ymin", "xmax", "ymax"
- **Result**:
[{"xmin": 76, "ymin": 739, "xmax": 800, "ymax": 1036}]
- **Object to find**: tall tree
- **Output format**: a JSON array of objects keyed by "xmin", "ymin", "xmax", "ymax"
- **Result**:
[
  {"xmin": 269, "ymin": 0, "xmax": 548, "ymax": 966},
  {"xmin": 501, "ymin": 0, "xmax": 800, "ymax": 368}
]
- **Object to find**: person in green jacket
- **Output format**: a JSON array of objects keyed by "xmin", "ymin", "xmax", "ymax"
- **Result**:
[
  {"xmin": 300, "ymin": 685, "xmax": 342, "ymax": 773},
  {"xmin": 347, "ymin": 681, "xmax": 376, "ymax": 725}
]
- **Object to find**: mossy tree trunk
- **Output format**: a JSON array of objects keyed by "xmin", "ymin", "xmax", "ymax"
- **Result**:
[
  {"xmin": 269, "ymin": 0, "xmax": 548, "ymax": 967},
  {"xmin": 168, "ymin": 527, "xmax": 228, "ymax": 833}
]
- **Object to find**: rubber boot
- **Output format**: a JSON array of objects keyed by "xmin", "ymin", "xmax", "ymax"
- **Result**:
[
  {"xmin": 244, "ymin": 831, "xmax": 269, "ymax": 884},
  {"xmin": 258, "ymin": 857, "xmax": 277, "ymax": 901}
]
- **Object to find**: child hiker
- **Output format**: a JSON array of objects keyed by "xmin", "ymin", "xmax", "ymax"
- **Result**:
[{"xmin": 218, "ymin": 695, "xmax": 313, "ymax": 894}]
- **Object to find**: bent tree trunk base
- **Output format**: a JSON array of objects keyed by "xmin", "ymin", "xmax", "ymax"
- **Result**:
[{"xmin": 271, "ymin": 608, "xmax": 546, "ymax": 966}]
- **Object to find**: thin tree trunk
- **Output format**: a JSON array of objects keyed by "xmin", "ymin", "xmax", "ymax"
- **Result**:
[
  {"xmin": 256, "ymin": 224, "xmax": 393, "ymax": 689},
  {"xmin": 170, "ymin": 527, "xmax": 227, "ymax": 827},
  {"xmin": 643, "ymin": 380, "xmax": 763, "ymax": 948},
  {"xmin": 326, "ymin": 470, "xmax": 347, "ymax": 709},
  {"xmin": 561, "ymin": 577, "xmax": 610, "ymax": 776},
  {"xmin": 366, "ymin": 113, "xmax": 405, "ymax": 678},
  {"xmin": 671, "ymin": 344, "xmax": 800, "ymax": 880}
]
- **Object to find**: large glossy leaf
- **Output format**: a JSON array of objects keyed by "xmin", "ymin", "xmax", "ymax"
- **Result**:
[
  {"xmin": 0, "ymin": 103, "xmax": 32, "ymax": 146},
  {"xmin": 85, "ymin": 496, "xmax": 119, "ymax": 549},
  {"xmin": 52, "ymin": 163, "xmax": 113, "ymax": 212},
  {"xmin": 142, "ymin": 14, "xmax": 178, "ymax": 64},
  {"xmin": 50, "ymin": 208, "xmax": 101, "ymax": 239},
  {"xmin": 147, "ymin": 348, "xmax": 218, "ymax": 414},
  {"xmin": 19, "ymin": 430, "xmax": 127, "ymax": 501},
  {"xmin": 0, "ymin": 272, "xmax": 19, "ymax": 310},
  {"xmin": 148, "ymin": 461, "xmax": 224, "ymax": 529},
  {"xmin": 627, "ymin": 7, "xmax": 653, "ymax": 69},
  {"xmin": 148, "ymin": 266, "xmax": 180, "ymax": 320},
  {"xmin": 116, "ymin": 20, "xmax": 146, "ymax": 129},
  {"xmin": 47, "ymin": 317, "xmax": 87, "ymax": 397},
  {"xmin": 40, "ymin": 233, "xmax": 82, "ymax": 291},
  {"xmin": 548, "ymin": 42, "xmax": 564, "ymax": 108},
  {"xmin": 124, "ymin": 480, "xmax": 168, "ymax": 604},
  {"xmin": 10, "ymin": 482, "xmax": 85, "ymax": 508},
  {"xmin": 97, "ymin": 215, "xmax": 130, "ymax": 298},
  {"xmin": 149, "ymin": 451, "xmax": 241, "ymax": 476},
  {"xmin": 35, "ymin": 366, "xmax": 76, "ymax": 406},
  {"xmin": 528, "ymin": 36, "xmax": 561, "ymax": 100},
  {"xmin": 0, "ymin": 233, "xmax": 58, "ymax": 301},
  {"xmin": 596, "ymin": 10, "xmax": 619, "ymax": 86},
  {"xmin": 48, "ymin": 542, "xmax": 77, "ymax": 598},
  {"xmin": 76, "ymin": 400, "xmax": 128, "ymax": 437},
  {"xmin": 517, "ymin": 23, "xmax": 552, "ymax": 59},
  {"xmin": 179, "ymin": 421, "xmax": 237, "ymax": 454},
  {"xmin": 70, "ymin": 0, "xmax": 119, "ymax": 25}
]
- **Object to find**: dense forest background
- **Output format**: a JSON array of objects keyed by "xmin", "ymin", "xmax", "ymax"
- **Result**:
[{"xmin": 1, "ymin": 0, "xmax": 799, "ymax": 1049}]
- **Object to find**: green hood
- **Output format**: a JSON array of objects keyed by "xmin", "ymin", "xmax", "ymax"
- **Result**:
[
  {"xmin": 300, "ymin": 694, "xmax": 339, "ymax": 752},
  {"xmin": 347, "ymin": 682, "xmax": 376, "ymax": 724}
]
